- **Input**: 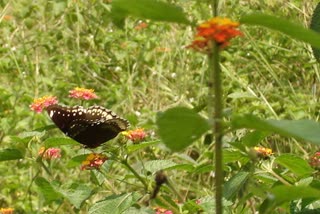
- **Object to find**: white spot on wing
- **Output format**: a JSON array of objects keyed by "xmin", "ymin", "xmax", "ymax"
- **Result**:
[{"xmin": 49, "ymin": 110, "xmax": 54, "ymax": 118}]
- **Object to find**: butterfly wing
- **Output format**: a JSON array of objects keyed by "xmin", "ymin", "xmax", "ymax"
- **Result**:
[{"xmin": 46, "ymin": 104, "xmax": 129, "ymax": 148}]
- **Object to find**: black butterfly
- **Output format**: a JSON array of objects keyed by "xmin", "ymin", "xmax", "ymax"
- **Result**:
[{"xmin": 46, "ymin": 104, "xmax": 129, "ymax": 148}]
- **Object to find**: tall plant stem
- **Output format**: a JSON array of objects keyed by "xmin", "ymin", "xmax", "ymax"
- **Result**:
[
  {"xmin": 209, "ymin": 1, "xmax": 223, "ymax": 213},
  {"xmin": 208, "ymin": 44, "xmax": 223, "ymax": 214}
]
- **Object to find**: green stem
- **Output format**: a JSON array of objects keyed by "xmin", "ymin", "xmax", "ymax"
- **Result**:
[
  {"xmin": 208, "ymin": 43, "xmax": 223, "ymax": 214},
  {"xmin": 166, "ymin": 179, "xmax": 185, "ymax": 203},
  {"xmin": 121, "ymin": 159, "xmax": 148, "ymax": 190},
  {"xmin": 209, "ymin": 1, "xmax": 222, "ymax": 213}
]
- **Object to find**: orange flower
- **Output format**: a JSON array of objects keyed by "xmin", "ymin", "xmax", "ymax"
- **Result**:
[
  {"xmin": 122, "ymin": 128, "xmax": 147, "ymax": 143},
  {"xmin": 69, "ymin": 87, "xmax": 98, "ymax": 100},
  {"xmin": 3, "ymin": 15, "xmax": 13, "ymax": 21},
  {"xmin": 153, "ymin": 207, "xmax": 173, "ymax": 214},
  {"xmin": 253, "ymin": 146, "xmax": 273, "ymax": 159},
  {"xmin": 30, "ymin": 95, "xmax": 58, "ymax": 113},
  {"xmin": 38, "ymin": 147, "xmax": 61, "ymax": 160},
  {"xmin": 0, "ymin": 208, "xmax": 14, "ymax": 214},
  {"xmin": 134, "ymin": 21, "xmax": 148, "ymax": 30},
  {"xmin": 188, "ymin": 17, "xmax": 242, "ymax": 53},
  {"xmin": 81, "ymin": 153, "xmax": 107, "ymax": 170},
  {"xmin": 309, "ymin": 152, "xmax": 320, "ymax": 169}
]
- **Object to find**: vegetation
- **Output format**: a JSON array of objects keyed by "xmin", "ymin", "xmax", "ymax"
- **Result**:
[{"xmin": 1, "ymin": 0, "xmax": 320, "ymax": 213}]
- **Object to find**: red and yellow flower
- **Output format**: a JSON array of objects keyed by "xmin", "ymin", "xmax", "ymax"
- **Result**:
[
  {"xmin": 253, "ymin": 146, "xmax": 273, "ymax": 159},
  {"xmin": 309, "ymin": 152, "xmax": 320, "ymax": 169},
  {"xmin": 122, "ymin": 128, "xmax": 147, "ymax": 143},
  {"xmin": 81, "ymin": 153, "xmax": 108, "ymax": 170},
  {"xmin": 188, "ymin": 17, "xmax": 242, "ymax": 53},
  {"xmin": 38, "ymin": 147, "xmax": 61, "ymax": 160},
  {"xmin": 0, "ymin": 208, "xmax": 14, "ymax": 214},
  {"xmin": 30, "ymin": 95, "xmax": 58, "ymax": 113},
  {"xmin": 69, "ymin": 87, "xmax": 98, "ymax": 100}
]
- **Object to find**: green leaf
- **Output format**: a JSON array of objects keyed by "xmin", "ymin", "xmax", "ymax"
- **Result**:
[
  {"xmin": 35, "ymin": 177, "xmax": 62, "ymax": 203},
  {"xmin": 0, "ymin": 149, "xmax": 24, "ymax": 161},
  {"xmin": 232, "ymin": 115, "xmax": 320, "ymax": 146},
  {"xmin": 275, "ymin": 154, "xmax": 314, "ymax": 178},
  {"xmin": 59, "ymin": 183, "xmax": 94, "ymax": 209},
  {"xmin": 166, "ymin": 163, "xmax": 195, "ymax": 172},
  {"xmin": 260, "ymin": 186, "xmax": 320, "ymax": 214},
  {"xmin": 126, "ymin": 140, "xmax": 160, "ymax": 154},
  {"xmin": 89, "ymin": 192, "xmax": 141, "ymax": 214},
  {"xmin": 241, "ymin": 131, "xmax": 269, "ymax": 148},
  {"xmin": 223, "ymin": 149, "xmax": 249, "ymax": 165},
  {"xmin": 111, "ymin": 0, "xmax": 190, "ymax": 27},
  {"xmin": 18, "ymin": 131, "xmax": 46, "ymax": 138},
  {"xmin": 123, "ymin": 207, "xmax": 154, "ymax": 214},
  {"xmin": 67, "ymin": 154, "xmax": 87, "ymax": 168},
  {"xmin": 156, "ymin": 107, "xmax": 210, "ymax": 152},
  {"xmin": 223, "ymin": 172, "xmax": 250, "ymax": 200},
  {"xmin": 44, "ymin": 137, "xmax": 79, "ymax": 148},
  {"xmin": 144, "ymin": 160, "xmax": 177, "ymax": 174},
  {"xmin": 310, "ymin": 3, "xmax": 320, "ymax": 61},
  {"xmin": 193, "ymin": 163, "xmax": 214, "ymax": 174},
  {"xmin": 240, "ymin": 13, "xmax": 320, "ymax": 49}
]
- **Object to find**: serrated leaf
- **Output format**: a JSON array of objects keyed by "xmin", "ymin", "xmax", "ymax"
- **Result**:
[
  {"xmin": 223, "ymin": 172, "xmax": 250, "ymax": 200},
  {"xmin": 156, "ymin": 107, "xmax": 210, "ymax": 152},
  {"xmin": 111, "ymin": 0, "xmax": 190, "ymax": 27},
  {"xmin": 89, "ymin": 192, "xmax": 141, "ymax": 214},
  {"xmin": 127, "ymin": 140, "xmax": 160, "ymax": 154},
  {"xmin": 44, "ymin": 137, "xmax": 79, "ymax": 148},
  {"xmin": 275, "ymin": 154, "xmax": 314, "ymax": 178},
  {"xmin": 144, "ymin": 160, "xmax": 177, "ymax": 173},
  {"xmin": 0, "ymin": 149, "xmax": 24, "ymax": 161},
  {"xmin": 240, "ymin": 13, "xmax": 320, "ymax": 49},
  {"xmin": 232, "ymin": 115, "xmax": 320, "ymax": 146},
  {"xmin": 59, "ymin": 183, "xmax": 94, "ymax": 209},
  {"xmin": 35, "ymin": 177, "xmax": 62, "ymax": 203},
  {"xmin": 260, "ymin": 186, "xmax": 320, "ymax": 214}
]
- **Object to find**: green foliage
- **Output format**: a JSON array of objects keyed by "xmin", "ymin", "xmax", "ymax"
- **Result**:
[
  {"xmin": 88, "ymin": 192, "xmax": 141, "ymax": 214},
  {"xmin": 111, "ymin": 0, "xmax": 190, "ymax": 27},
  {"xmin": 1, "ymin": 0, "xmax": 320, "ymax": 213},
  {"xmin": 240, "ymin": 13, "xmax": 320, "ymax": 49},
  {"xmin": 156, "ymin": 107, "xmax": 210, "ymax": 151},
  {"xmin": 310, "ymin": 2, "xmax": 320, "ymax": 61}
]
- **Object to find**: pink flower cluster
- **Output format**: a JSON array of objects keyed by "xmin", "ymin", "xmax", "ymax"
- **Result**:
[
  {"xmin": 30, "ymin": 95, "xmax": 58, "ymax": 113},
  {"xmin": 69, "ymin": 87, "xmax": 98, "ymax": 100},
  {"xmin": 122, "ymin": 128, "xmax": 147, "ymax": 143},
  {"xmin": 38, "ymin": 147, "xmax": 61, "ymax": 160},
  {"xmin": 81, "ymin": 153, "xmax": 108, "ymax": 170}
]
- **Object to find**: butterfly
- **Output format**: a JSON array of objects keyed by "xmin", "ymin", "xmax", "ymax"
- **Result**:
[{"xmin": 46, "ymin": 104, "xmax": 129, "ymax": 148}]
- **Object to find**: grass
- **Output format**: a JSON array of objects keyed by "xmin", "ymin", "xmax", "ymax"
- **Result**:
[{"xmin": 1, "ymin": 0, "xmax": 320, "ymax": 213}]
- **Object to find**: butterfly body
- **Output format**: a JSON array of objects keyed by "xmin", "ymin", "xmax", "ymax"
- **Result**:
[{"xmin": 46, "ymin": 104, "xmax": 129, "ymax": 148}]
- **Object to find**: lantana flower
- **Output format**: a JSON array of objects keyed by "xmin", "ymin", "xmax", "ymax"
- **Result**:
[
  {"xmin": 81, "ymin": 153, "xmax": 107, "ymax": 170},
  {"xmin": 122, "ymin": 128, "xmax": 147, "ymax": 143},
  {"xmin": 38, "ymin": 147, "xmax": 61, "ymax": 160},
  {"xmin": 153, "ymin": 207, "xmax": 173, "ymax": 214},
  {"xmin": 69, "ymin": 87, "xmax": 98, "ymax": 100},
  {"xmin": 0, "ymin": 208, "xmax": 14, "ymax": 214},
  {"xmin": 188, "ymin": 17, "xmax": 242, "ymax": 53},
  {"xmin": 30, "ymin": 95, "xmax": 58, "ymax": 113},
  {"xmin": 309, "ymin": 152, "xmax": 320, "ymax": 169},
  {"xmin": 134, "ymin": 21, "xmax": 148, "ymax": 30},
  {"xmin": 253, "ymin": 146, "xmax": 273, "ymax": 159}
]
